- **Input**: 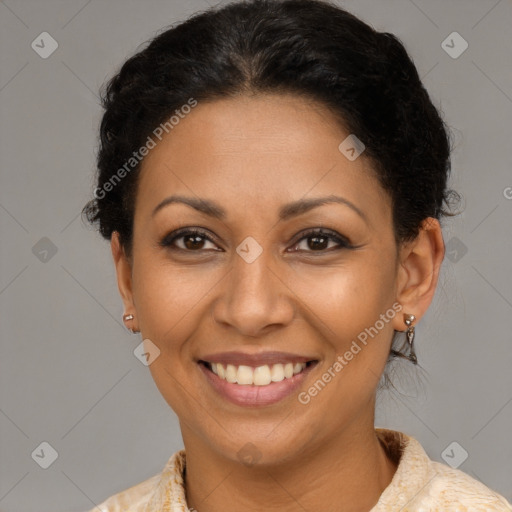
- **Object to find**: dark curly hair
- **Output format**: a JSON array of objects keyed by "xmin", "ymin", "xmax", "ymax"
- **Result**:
[{"xmin": 83, "ymin": 0, "xmax": 460, "ymax": 367}]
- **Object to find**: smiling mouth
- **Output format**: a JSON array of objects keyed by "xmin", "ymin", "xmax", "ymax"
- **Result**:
[{"xmin": 199, "ymin": 360, "xmax": 318, "ymax": 386}]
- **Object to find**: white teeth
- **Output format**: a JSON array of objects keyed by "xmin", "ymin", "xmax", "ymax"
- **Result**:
[
  {"xmin": 253, "ymin": 365, "xmax": 272, "ymax": 386},
  {"xmin": 225, "ymin": 364, "xmax": 237, "ymax": 383},
  {"xmin": 237, "ymin": 365, "xmax": 253, "ymax": 385},
  {"xmin": 271, "ymin": 363, "xmax": 284, "ymax": 382},
  {"xmin": 293, "ymin": 363, "xmax": 303, "ymax": 375},
  {"xmin": 208, "ymin": 361, "xmax": 308, "ymax": 386}
]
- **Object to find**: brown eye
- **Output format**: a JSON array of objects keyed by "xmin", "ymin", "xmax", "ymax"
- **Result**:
[
  {"xmin": 160, "ymin": 228, "xmax": 220, "ymax": 251},
  {"xmin": 289, "ymin": 228, "xmax": 351, "ymax": 253},
  {"xmin": 181, "ymin": 233, "xmax": 209, "ymax": 250}
]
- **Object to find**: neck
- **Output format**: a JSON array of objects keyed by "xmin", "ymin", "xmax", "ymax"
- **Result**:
[{"xmin": 181, "ymin": 409, "xmax": 398, "ymax": 512}]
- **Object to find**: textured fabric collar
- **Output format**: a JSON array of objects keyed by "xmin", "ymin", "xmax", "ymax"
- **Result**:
[
  {"xmin": 371, "ymin": 428, "xmax": 435, "ymax": 510},
  {"xmin": 143, "ymin": 445, "xmax": 187, "ymax": 512}
]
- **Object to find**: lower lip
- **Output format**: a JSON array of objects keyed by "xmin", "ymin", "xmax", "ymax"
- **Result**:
[{"xmin": 198, "ymin": 362, "xmax": 317, "ymax": 407}]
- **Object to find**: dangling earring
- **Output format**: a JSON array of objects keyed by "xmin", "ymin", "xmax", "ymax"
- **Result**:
[
  {"xmin": 403, "ymin": 313, "xmax": 418, "ymax": 364},
  {"xmin": 123, "ymin": 313, "xmax": 140, "ymax": 334}
]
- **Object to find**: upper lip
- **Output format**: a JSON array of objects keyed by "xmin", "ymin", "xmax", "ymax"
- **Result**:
[{"xmin": 199, "ymin": 351, "xmax": 318, "ymax": 367}]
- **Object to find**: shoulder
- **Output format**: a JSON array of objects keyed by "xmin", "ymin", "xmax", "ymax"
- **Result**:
[
  {"xmin": 423, "ymin": 461, "xmax": 512, "ymax": 511},
  {"xmin": 374, "ymin": 428, "xmax": 512, "ymax": 512},
  {"xmin": 86, "ymin": 450, "xmax": 187, "ymax": 512}
]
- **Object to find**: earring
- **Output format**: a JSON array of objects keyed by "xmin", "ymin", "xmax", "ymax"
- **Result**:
[
  {"xmin": 123, "ymin": 313, "xmax": 140, "ymax": 334},
  {"xmin": 403, "ymin": 313, "xmax": 418, "ymax": 364}
]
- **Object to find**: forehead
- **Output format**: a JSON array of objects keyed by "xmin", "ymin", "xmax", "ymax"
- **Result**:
[{"xmin": 135, "ymin": 94, "xmax": 391, "ymax": 227}]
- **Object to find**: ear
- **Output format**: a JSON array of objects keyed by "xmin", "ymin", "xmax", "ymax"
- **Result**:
[
  {"xmin": 392, "ymin": 217, "xmax": 445, "ymax": 331},
  {"xmin": 111, "ymin": 231, "xmax": 137, "ymax": 325}
]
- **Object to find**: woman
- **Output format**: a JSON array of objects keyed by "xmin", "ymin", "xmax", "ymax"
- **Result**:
[{"xmin": 83, "ymin": 0, "xmax": 512, "ymax": 510}]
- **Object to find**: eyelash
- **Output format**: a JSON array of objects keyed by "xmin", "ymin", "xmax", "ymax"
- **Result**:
[{"xmin": 159, "ymin": 227, "xmax": 353, "ymax": 254}]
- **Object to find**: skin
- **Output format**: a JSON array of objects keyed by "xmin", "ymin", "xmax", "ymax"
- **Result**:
[{"xmin": 111, "ymin": 93, "xmax": 445, "ymax": 512}]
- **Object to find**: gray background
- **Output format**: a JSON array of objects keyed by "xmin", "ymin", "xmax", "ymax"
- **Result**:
[{"xmin": 1, "ymin": 0, "xmax": 511, "ymax": 510}]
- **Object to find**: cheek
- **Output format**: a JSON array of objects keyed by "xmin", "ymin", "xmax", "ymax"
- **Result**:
[
  {"xmin": 290, "ymin": 257, "xmax": 397, "ymax": 342},
  {"xmin": 131, "ymin": 259, "xmax": 211, "ymax": 415},
  {"xmin": 291, "ymin": 258, "xmax": 397, "ymax": 398},
  {"xmin": 132, "ymin": 255, "xmax": 215, "ymax": 339},
  {"xmin": 130, "ymin": 257, "xmax": 224, "ymax": 415}
]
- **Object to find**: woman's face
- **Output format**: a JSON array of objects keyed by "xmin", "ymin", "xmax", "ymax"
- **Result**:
[{"xmin": 116, "ymin": 93, "xmax": 411, "ymax": 464}]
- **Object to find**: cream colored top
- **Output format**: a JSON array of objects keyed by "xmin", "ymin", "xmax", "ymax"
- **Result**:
[{"xmin": 89, "ymin": 429, "xmax": 512, "ymax": 511}]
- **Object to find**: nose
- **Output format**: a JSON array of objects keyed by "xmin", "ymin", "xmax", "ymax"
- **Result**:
[{"xmin": 211, "ymin": 246, "xmax": 295, "ymax": 337}]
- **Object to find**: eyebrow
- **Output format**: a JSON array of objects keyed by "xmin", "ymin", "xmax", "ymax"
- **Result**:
[{"xmin": 152, "ymin": 194, "xmax": 367, "ymax": 222}]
